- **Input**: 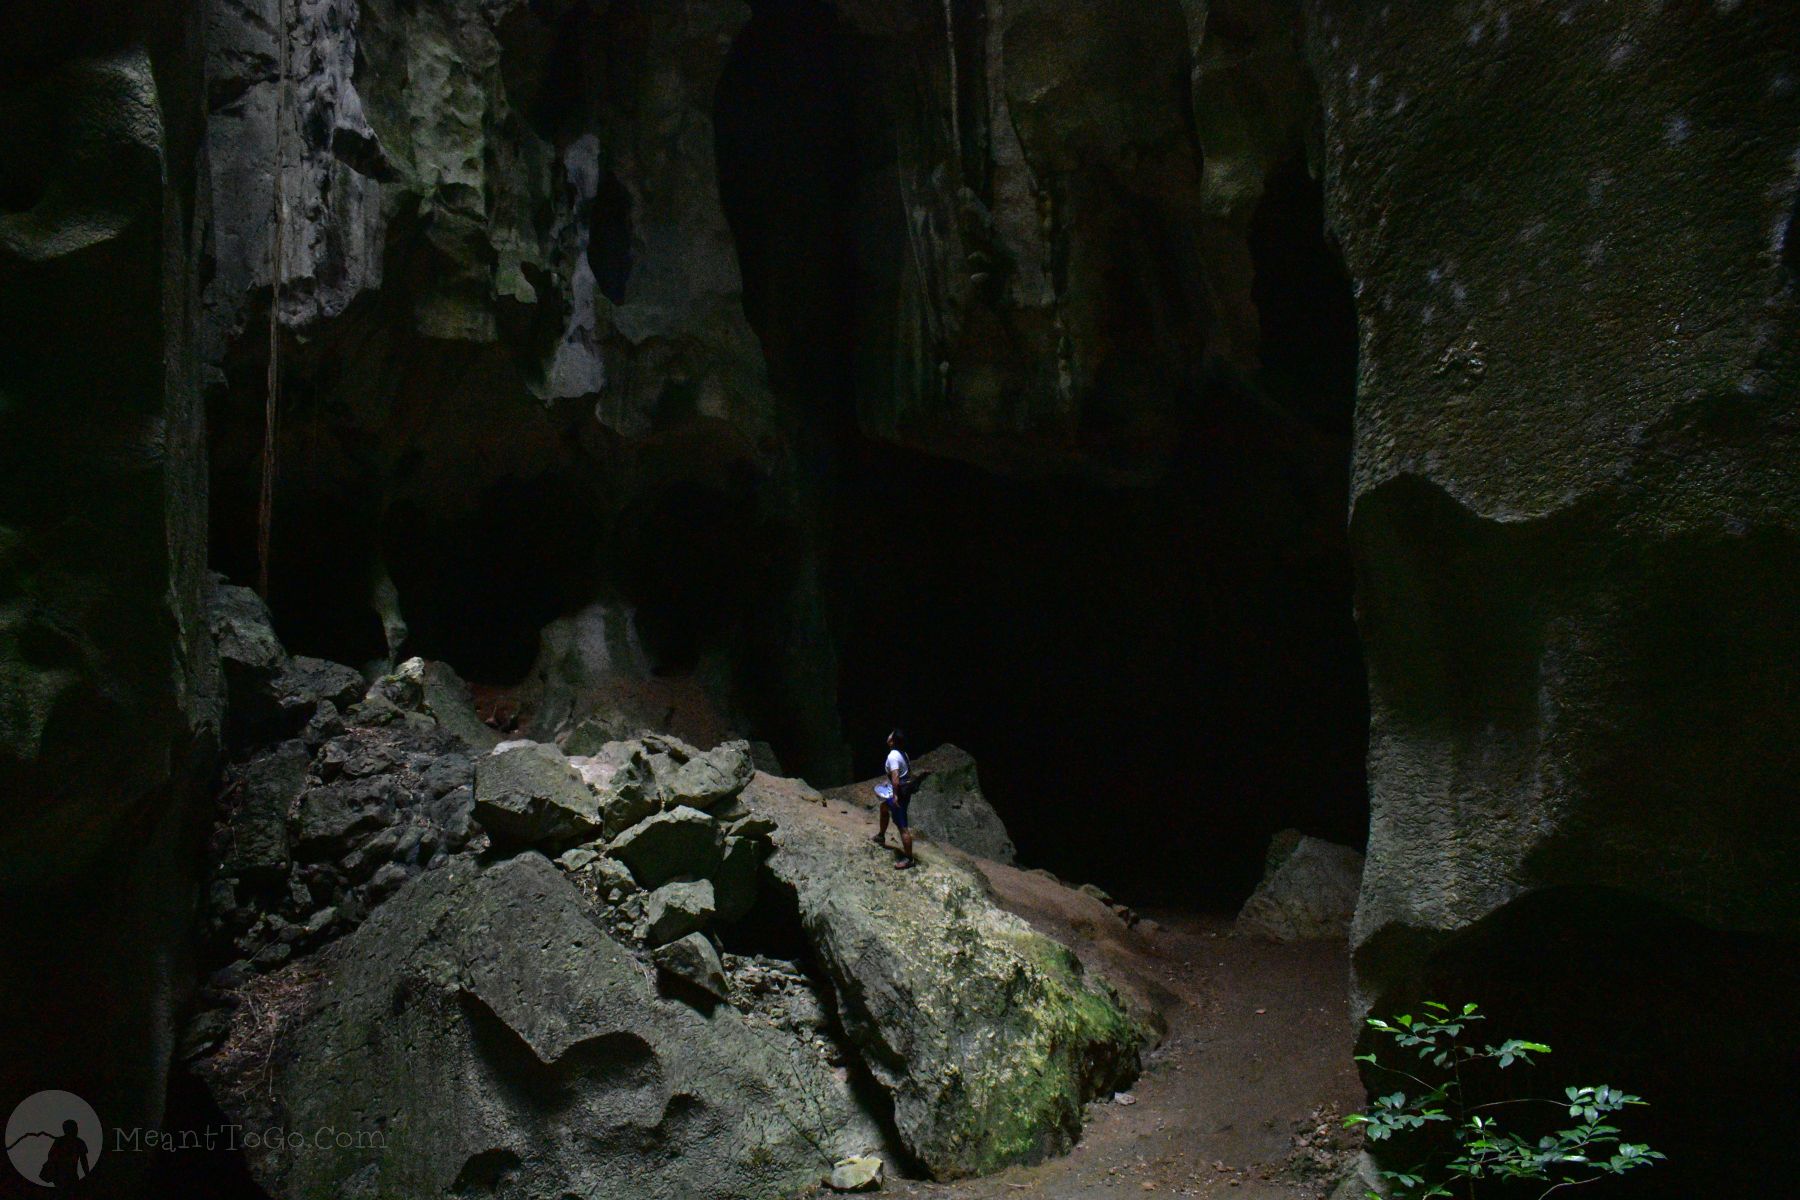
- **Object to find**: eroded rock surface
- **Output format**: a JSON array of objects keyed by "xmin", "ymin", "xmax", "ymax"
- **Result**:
[
  {"xmin": 1310, "ymin": 3, "xmax": 1800, "ymax": 1193},
  {"xmin": 198, "ymin": 854, "xmax": 883, "ymax": 1200},
  {"xmin": 1235, "ymin": 831, "xmax": 1362, "ymax": 942},
  {"xmin": 748, "ymin": 772, "xmax": 1147, "ymax": 1178},
  {"xmin": 0, "ymin": 5, "xmax": 217, "ymax": 1182}
]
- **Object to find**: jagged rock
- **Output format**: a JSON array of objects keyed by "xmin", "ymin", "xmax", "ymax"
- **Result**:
[
  {"xmin": 219, "ymin": 741, "xmax": 308, "ymax": 882},
  {"xmin": 644, "ymin": 879, "xmax": 716, "ymax": 946},
  {"xmin": 207, "ymin": 579, "xmax": 365, "ymax": 745},
  {"xmin": 726, "ymin": 808, "xmax": 779, "ymax": 846},
  {"xmin": 557, "ymin": 846, "xmax": 599, "ymax": 872},
  {"xmin": 301, "ymin": 700, "xmax": 345, "ymax": 745},
  {"xmin": 473, "ymin": 742, "xmax": 603, "ymax": 850},
  {"xmin": 747, "ymin": 775, "xmax": 1146, "ymax": 1178},
  {"xmin": 209, "ymin": 581, "xmax": 285, "ymax": 678},
  {"xmin": 749, "ymin": 740, "xmax": 783, "ymax": 775},
  {"xmin": 419, "ymin": 752, "xmax": 473, "ymax": 798},
  {"xmin": 294, "ymin": 778, "xmax": 404, "ymax": 857},
  {"xmin": 568, "ymin": 741, "xmax": 660, "ymax": 836},
  {"xmin": 1235, "ymin": 833, "xmax": 1363, "ymax": 942},
  {"xmin": 828, "ymin": 1154, "xmax": 884, "ymax": 1192},
  {"xmin": 592, "ymin": 856, "xmax": 638, "ymax": 900},
  {"xmin": 422, "ymin": 785, "xmax": 475, "ymax": 849},
  {"xmin": 379, "ymin": 658, "xmax": 501, "ymax": 753},
  {"xmin": 608, "ymin": 808, "xmax": 723, "ymax": 889},
  {"xmin": 659, "ymin": 739, "xmax": 755, "ymax": 811},
  {"xmin": 273, "ymin": 656, "xmax": 367, "ymax": 715},
  {"xmin": 366, "ymin": 659, "xmax": 424, "ymax": 710},
  {"xmin": 906, "ymin": 746, "xmax": 1015, "ymax": 863},
  {"xmin": 651, "ymin": 931, "xmax": 728, "ymax": 1001},
  {"xmin": 197, "ymin": 853, "xmax": 881, "ymax": 1199},
  {"xmin": 712, "ymin": 835, "xmax": 763, "ymax": 924}
]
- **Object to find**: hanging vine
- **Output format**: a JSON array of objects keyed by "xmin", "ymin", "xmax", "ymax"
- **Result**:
[{"xmin": 257, "ymin": 0, "xmax": 288, "ymax": 600}]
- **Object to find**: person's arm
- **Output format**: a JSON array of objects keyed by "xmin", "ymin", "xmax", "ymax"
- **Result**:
[{"xmin": 887, "ymin": 764, "xmax": 902, "ymax": 802}]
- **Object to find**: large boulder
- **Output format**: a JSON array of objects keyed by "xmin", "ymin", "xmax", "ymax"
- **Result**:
[
  {"xmin": 384, "ymin": 658, "xmax": 501, "ymax": 753},
  {"xmin": 903, "ymin": 745, "xmax": 1017, "ymax": 864},
  {"xmin": 651, "ymin": 932, "xmax": 729, "ymax": 1001},
  {"xmin": 1235, "ymin": 832, "xmax": 1363, "ymax": 942},
  {"xmin": 711, "ymin": 834, "xmax": 765, "ymax": 924},
  {"xmin": 568, "ymin": 740, "xmax": 661, "ymax": 836},
  {"xmin": 218, "ymin": 741, "xmax": 309, "ymax": 882},
  {"xmin": 746, "ymin": 774, "xmax": 1146, "ymax": 1178},
  {"xmin": 644, "ymin": 879, "xmax": 717, "ymax": 946},
  {"xmin": 473, "ymin": 742, "xmax": 603, "ymax": 850},
  {"xmin": 608, "ymin": 807, "xmax": 724, "ymax": 889},
  {"xmin": 655, "ymin": 737, "xmax": 756, "ymax": 812},
  {"xmin": 209, "ymin": 580, "xmax": 364, "ymax": 746},
  {"xmin": 196, "ymin": 853, "xmax": 882, "ymax": 1200}
]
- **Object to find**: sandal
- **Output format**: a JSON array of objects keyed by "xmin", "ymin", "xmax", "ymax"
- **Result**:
[{"xmin": 893, "ymin": 857, "xmax": 915, "ymax": 870}]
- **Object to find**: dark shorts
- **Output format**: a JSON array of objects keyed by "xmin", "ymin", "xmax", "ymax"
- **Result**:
[{"xmin": 879, "ymin": 784, "xmax": 910, "ymax": 829}]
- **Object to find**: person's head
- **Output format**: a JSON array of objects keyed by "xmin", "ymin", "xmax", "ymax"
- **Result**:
[
  {"xmin": 62, "ymin": 1120, "xmax": 77, "ymax": 1136},
  {"xmin": 887, "ymin": 728, "xmax": 904, "ymax": 750}
]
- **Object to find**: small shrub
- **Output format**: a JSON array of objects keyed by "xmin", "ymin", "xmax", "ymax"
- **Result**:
[{"xmin": 1346, "ymin": 1001, "xmax": 1663, "ymax": 1200}]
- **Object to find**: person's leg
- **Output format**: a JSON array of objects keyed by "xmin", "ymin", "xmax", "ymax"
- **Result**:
[
  {"xmin": 873, "ymin": 801, "xmax": 890, "ymax": 844},
  {"xmin": 894, "ymin": 798, "xmax": 915, "ymax": 868}
]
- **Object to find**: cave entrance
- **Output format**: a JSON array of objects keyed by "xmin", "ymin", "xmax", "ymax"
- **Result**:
[
  {"xmin": 618, "ymin": 476, "xmax": 786, "ymax": 677},
  {"xmin": 382, "ymin": 475, "xmax": 607, "ymax": 686}
]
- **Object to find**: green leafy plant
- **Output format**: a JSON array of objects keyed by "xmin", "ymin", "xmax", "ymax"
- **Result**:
[{"xmin": 1345, "ymin": 1002, "xmax": 1664, "ymax": 1200}]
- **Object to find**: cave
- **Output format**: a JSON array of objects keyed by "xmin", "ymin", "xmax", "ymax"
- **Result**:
[{"xmin": 10, "ymin": 3, "xmax": 1796, "ymax": 1198}]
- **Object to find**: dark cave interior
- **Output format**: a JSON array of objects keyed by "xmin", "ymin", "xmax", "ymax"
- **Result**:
[
  {"xmin": 716, "ymin": 0, "xmax": 1367, "ymax": 908},
  {"xmin": 205, "ymin": 0, "xmax": 1372, "ymax": 912},
  {"xmin": 1374, "ymin": 887, "xmax": 1798, "ymax": 1200}
]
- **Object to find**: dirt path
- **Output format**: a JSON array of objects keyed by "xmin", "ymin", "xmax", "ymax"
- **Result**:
[
  {"xmin": 912, "ymin": 906, "xmax": 1361, "ymax": 1200},
  {"xmin": 810, "ymin": 784, "xmax": 1365, "ymax": 1199}
]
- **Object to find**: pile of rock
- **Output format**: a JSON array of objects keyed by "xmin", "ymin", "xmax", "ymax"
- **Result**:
[
  {"xmin": 203, "ymin": 721, "xmax": 478, "ymax": 982},
  {"xmin": 192, "ymin": 581, "xmax": 1148, "ymax": 1200},
  {"xmin": 472, "ymin": 733, "xmax": 773, "ymax": 997},
  {"xmin": 198, "ymin": 586, "xmax": 492, "ymax": 1005}
]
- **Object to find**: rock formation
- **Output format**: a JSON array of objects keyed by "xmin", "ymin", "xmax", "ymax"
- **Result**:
[
  {"xmin": 186, "ymin": 605, "xmax": 1145, "ymax": 1194},
  {"xmin": 8, "ymin": 1, "xmax": 1795, "ymax": 1196},
  {"xmin": 0, "ymin": 4, "xmax": 216, "ymax": 1189},
  {"xmin": 1236, "ymin": 830, "xmax": 1362, "ymax": 942},
  {"xmin": 1311, "ymin": 2, "xmax": 1800, "ymax": 1193},
  {"xmin": 830, "ymin": 743, "xmax": 1018, "ymax": 864},
  {"xmin": 749, "ymin": 771, "xmax": 1143, "ymax": 1177}
]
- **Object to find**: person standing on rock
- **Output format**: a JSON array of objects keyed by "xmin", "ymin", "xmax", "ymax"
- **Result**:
[{"xmin": 872, "ymin": 729, "xmax": 916, "ymax": 869}]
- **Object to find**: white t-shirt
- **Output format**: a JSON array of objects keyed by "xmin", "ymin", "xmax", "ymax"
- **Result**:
[{"xmin": 885, "ymin": 749, "xmax": 910, "ymax": 782}]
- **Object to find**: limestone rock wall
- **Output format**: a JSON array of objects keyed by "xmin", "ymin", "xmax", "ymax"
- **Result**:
[
  {"xmin": 831, "ymin": 0, "xmax": 1316, "ymax": 481},
  {"xmin": 1309, "ymin": 2, "xmax": 1800, "ymax": 1191},
  {"xmin": 0, "ymin": 2, "xmax": 218, "ymax": 1191},
  {"xmin": 198, "ymin": 0, "xmax": 848, "ymax": 779}
]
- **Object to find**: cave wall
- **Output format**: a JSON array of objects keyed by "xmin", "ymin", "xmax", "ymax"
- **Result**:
[
  {"xmin": 0, "ymin": 0, "xmax": 217, "ymax": 1190},
  {"xmin": 198, "ymin": 0, "xmax": 848, "ymax": 778},
  {"xmin": 830, "ymin": 0, "xmax": 1319, "ymax": 481},
  {"xmin": 1309, "ymin": 1, "xmax": 1800, "ymax": 1191}
]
